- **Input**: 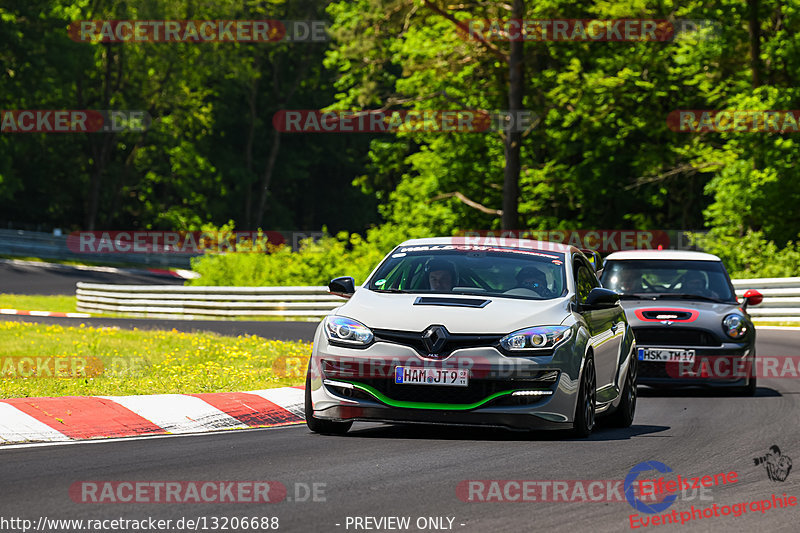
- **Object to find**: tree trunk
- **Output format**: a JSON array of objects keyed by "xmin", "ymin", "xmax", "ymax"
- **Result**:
[
  {"xmin": 244, "ymin": 74, "xmax": 260, "ymax": 228},
  {"xmin": 502, "ymin": 0, "xmax": 524, "ymax": 230},
  {"xmin": 748, "ymin": 0, "xmax": 762, "ymax": 88},
  {"xmin": 254, "ymin": 130, "xmax": 281, "ymax": 227},
  {"xmin": 84, "ymin": 43, "xmax": 114, "ymax": 230}
]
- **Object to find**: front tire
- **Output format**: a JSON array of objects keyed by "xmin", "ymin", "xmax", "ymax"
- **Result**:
[
  {"xmin": 305, "ymin": 373, "xmax": 352, "ymax": 435},
  {"xmin": 608, "ymin": 354, "xmax": 637, "ymax": 428},
  {"xmin": 572, "ymin": 355, "xmax": 596, "ymax": 438}
]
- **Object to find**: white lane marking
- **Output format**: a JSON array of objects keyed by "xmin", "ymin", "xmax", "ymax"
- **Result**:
[
  {"xmin": 1, "ymin": 309, "xmax": 17, "ymax": 314},
  {"xmin": 0, "ymin": 424, "xmax": 303, "ymax": 450},
  {"xmin": 0, "ymin": 403, "xmax": 71, "ymax": 444},
  {"xmin": 246, "ymin": 388, "xmax": 305, "ymax": 419},
  {"xmin": 755, "ymin": 326, "xmax": 800, "ymax": 331},
  {"xmin": 99, "ymin": 394, "xmax": 247, "ymax": 434}
]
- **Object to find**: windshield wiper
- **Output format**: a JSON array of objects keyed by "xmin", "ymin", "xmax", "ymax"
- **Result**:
[
  {"xmin": 370, "ymin": 288, "xmax": 409, "ymax": 293},
  {"xmin": 617, "ymin": 293, "xmax": 651, "ymax": 299}
]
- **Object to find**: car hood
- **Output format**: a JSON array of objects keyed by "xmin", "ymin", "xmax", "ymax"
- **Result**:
[
  {"xmin": 334, "ymin": 289, "xmax": 572, "ymax": 334},
  {"xmin": 619, "ymin": 298, "xmax": 744, "ymax": 330}
]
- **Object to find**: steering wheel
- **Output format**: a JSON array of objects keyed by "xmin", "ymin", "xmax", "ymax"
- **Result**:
[{"xmin": 505, "ymin": 286, "xmax": 548, "ymax": 298}]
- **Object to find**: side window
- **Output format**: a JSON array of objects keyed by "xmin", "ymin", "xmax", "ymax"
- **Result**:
[{"xmin": 575, "ymin": 261, "xmax": 598, "ymax": 304}]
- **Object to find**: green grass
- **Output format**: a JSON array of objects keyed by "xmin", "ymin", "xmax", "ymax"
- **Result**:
[
  {"xmin": 754, "ymin": 321, "xmax": 800, "ymax": 328},
  {"xmin": 0, "ymin": 321, "xmax": 309, "ymax": 398},
  {"xmin": 0, "ymin": 294, "xmax": 77, "ymax": 313}
]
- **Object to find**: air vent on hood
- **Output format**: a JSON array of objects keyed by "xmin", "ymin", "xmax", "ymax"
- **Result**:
[
  {"xmin": 635, "ymin": 308, "xmax": 699, "ymax": 322},
  {"xmin": 413, "ymin": 296, "xmax": 490, "ymax": 308},
  {"xmin": 641, "ymin": 310, "xmax": 693, "ymax": 321}
]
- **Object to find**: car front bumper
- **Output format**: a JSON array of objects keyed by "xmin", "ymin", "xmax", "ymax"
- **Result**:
[
  {"xmin": 637, "ymin": 344, "xmax": 755, "ymax": 388},
  {"xmin": 308, "ymin": 329, "xmax": 586, "ymax": 431}
]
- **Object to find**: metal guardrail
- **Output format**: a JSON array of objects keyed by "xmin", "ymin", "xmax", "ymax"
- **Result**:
[
  {"xmin": 732, "ymin": 277, "xmax": 800, "ymax": 322},
  {"xmin": 0, "ymin": 229, "xmax": 194, "ymax": 268},
  {"xmin": 76, "ymin": 283, "xmax": 345, "ymax": 319},
  {"xmin": 75, "ymin": 277, "xmax": 800, "ymax": 322}
]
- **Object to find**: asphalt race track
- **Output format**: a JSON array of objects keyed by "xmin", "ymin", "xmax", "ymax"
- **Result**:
[
  {"xmin": 0, "ymin": 261, "xmax": 184, "ymax": 295},
  {"xmin": 1, "ymin": 329, "xmax": 799, "ymax": 533}
]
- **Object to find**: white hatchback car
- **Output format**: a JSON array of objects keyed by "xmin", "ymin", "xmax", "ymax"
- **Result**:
[{"xmin": 305, "ymin": 237, "xmax": 637, "ymax": 437}]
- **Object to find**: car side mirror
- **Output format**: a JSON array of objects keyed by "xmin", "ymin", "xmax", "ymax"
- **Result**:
[
  {"xmin": 742, "ymin": 289, "xmax": 763, "ymax": 310},
  {"xmin": 583, "ymin": 287, "xmax": 620, "ymax": 309},
  {"xmin": 329, "ymin": 276, "xmax": 356, "ymax": 298},
  {"xmin": 581, "ymin": 249, "xmax": 603, "ymax": 271}
]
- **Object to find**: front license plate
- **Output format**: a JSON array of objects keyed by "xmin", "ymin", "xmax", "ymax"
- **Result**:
[
  {"xmin": 638, "ymin": 347, "xmax": 695, "ymax": 363},
  {"xmin": 394, "ymin": 367, "xmax": 469, "ymax": 387}
]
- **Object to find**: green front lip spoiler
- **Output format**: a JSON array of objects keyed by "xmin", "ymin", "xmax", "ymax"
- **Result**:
[{"xmin": 335, "ymin": 380, "xmax": 547, "ymax": 410}]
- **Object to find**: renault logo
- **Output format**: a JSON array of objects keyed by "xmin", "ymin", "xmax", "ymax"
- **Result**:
[{"xmin": 422, "ymin": 325, "xmax": 449, "ymax": 354}]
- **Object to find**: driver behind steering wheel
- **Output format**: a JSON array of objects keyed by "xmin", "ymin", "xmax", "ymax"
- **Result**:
[{"xmin": 515, "ymin": 266, "xmax": 550, "ymax": 297}]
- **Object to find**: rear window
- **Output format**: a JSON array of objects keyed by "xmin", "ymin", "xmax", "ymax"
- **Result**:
[
  {"xmin": 600, "ymin": 259, "xmax": 736, "ymax": 302},
  {"xmin": 367, "ymin": 245, "xmax": 567, "ymax": 300}
]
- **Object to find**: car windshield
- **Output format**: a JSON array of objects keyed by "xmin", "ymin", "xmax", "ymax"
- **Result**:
[
  {"xmin": 600, "ymin": 259, "xmax": 737, "ymax": 302},
  {"xmin": 367, "ymin": 244, "xmax": 567, "ymax": 300}
]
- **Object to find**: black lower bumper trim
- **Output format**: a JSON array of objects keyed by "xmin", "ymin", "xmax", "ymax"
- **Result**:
[
  {"xmin": 639, "ymin": 377, "xmax": 749, "ymax": 388},
  {"xmin": 315, "ymin": 405, "xmax": 570, "ymax": 431}
]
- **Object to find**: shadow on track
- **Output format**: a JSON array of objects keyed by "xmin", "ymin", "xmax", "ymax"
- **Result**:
[
  {"xmin": 637, "ymin": 386, "xmax": 781, "ymax": 398},
  {"xmin": 326, "ymin": 422, "xmax": 670, "ymax": 442}
]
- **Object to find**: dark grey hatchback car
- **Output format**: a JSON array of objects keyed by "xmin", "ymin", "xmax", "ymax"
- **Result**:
[{"xmin": 600, "ymin": 250, "xmax": 763, "ymax": 395}]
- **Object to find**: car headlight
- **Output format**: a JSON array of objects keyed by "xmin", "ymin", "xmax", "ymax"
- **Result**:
[
  {"xmin": 324, "ymin": 316, "xmax": 374, "ymax": 345},
  {"xmin": 722, "ymin": 313, "xmax": 747, "ymax": 339},
  {"xmin": 500, "ymin": 326, "xmax": 572, "ymax": 353}
]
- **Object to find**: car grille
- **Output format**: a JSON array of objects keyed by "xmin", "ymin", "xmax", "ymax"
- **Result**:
[
  {"xmin": 632, "ymin": 327, "xmax": 721, "ymax": 347},
  {"xmin": 638, "ymin": 362, "xmax": 673, "ymax": 379},
  {"xmin": 638, "ymin": 356, "xmax": 750, "ymax": 381},
  {"xmin": 372, "ymin": 328, "xmax": 504, "ymax": 358},
  {"xmin": 350, "ymin": 374, "xmax": 558, "ymax": 406}
]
